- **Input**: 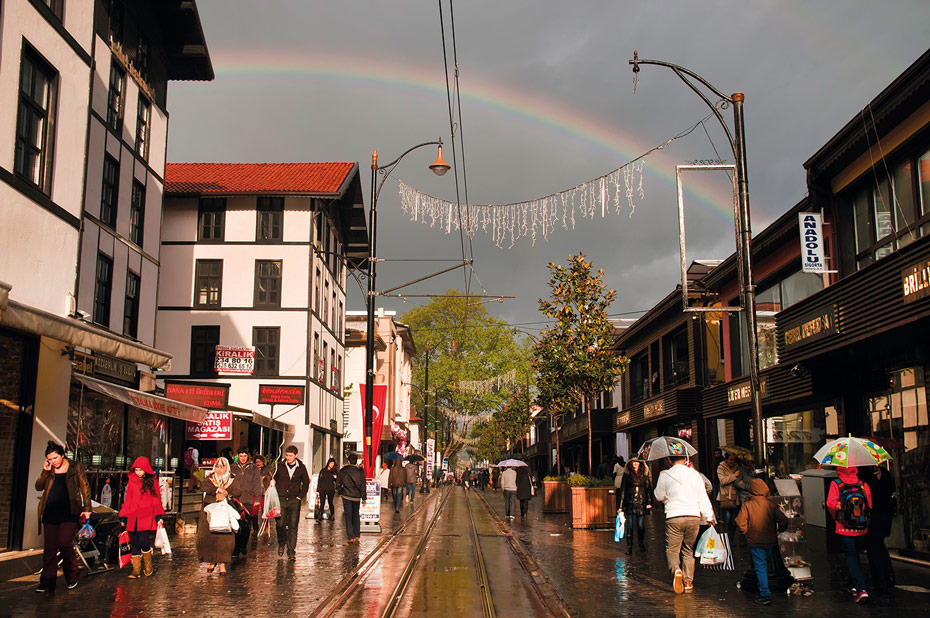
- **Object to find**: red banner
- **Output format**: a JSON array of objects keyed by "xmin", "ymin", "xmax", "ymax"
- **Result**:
[
  {"xmin": 186, "ymin": 411, "xmax": 232, "ymax": 440},
  {"xmin": 360, "ymin": 384, "xmax": 387, "ymax": 478}
]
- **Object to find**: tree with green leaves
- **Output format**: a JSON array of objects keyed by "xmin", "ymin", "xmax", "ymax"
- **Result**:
[
  {"xmin": 470, "ymin": 386, "xmax": 533, "ymax": 463},
  {"xmin": 401, "ymin": 291, "xmax": 531, "ymax": 459},
  {"xmin": 534, "ymin": 254, "xmax": 628, "ymax": 475}
]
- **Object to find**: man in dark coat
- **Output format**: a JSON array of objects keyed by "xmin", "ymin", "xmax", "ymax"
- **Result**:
[
  {"xmin": 388, "ymin": 460, "xmax": 406, "ymax": 513},
  {"xmin": 336, "ymin": 453, "xmax": 366, "ymax": 542},
  {"xmin": 230, "ymin": 446, "xmax": 261, "ymax": 557},
  {"xmin": 270, "ymin": 445, "xmax": 310, "ymax": 559}
]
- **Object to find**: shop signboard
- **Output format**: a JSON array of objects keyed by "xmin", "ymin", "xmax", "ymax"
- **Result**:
[
  {"xmin": 94, "ymin": 354, "xmax": 137, "ymax": 383},
  {"xmin": 902, "ymin": 258, "xmax": 930, "ymax": 304},
  {"xmin": 782, "ymin": 304, "xmax": 838, "ymax": 351},
  {"xmin": 614, "ymin": 410, "xmax": 631, "ymax": 430},
  {"xmin": 214, "ymin": 346, "xmax": 255, "ymax": 375},
  {"xmin": 360, "ymin": 479, "xmax": 381, "ymax": 523},
  {"xmin": 644, "ymin": 399, "xmax": 664, "ymax": 418},
  {"xmin": 798, "ymin": 213, "xmax": 826, "ymax": 274},
  {"xmin": 426, "ymin": 438, "xmax": 435, "ymax": 481},
  {"xmin": 72, "ymin": 350, "xmax": 94, "ymax": 375},
  {"xmin": 186, "ymin": 411, "xmax": 233, "ymax": 440},
  {"xmin": 165, "ymin": 381, "xmax": 229, "ymax": 409},
  {"xmin": 727, "ymin": 378, "xmax": 769, "ymax": 406},
  {"xmin": 258, "ymin": 384, "xmax": 305, "ymax": 405}
]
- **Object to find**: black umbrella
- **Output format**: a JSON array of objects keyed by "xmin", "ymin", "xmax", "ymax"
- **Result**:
[{"xmin": 405, "ymin": 454, "xmax": 424, "ymax": 462}]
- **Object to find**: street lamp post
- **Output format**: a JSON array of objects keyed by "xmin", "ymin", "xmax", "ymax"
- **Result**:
[
  {"xmin": 365, "ymin": 140, "xmax": 450, "ymax": 479},
  {"xmin": 630, "ymin": 52, "xmax": 765, "ymax": 470}
]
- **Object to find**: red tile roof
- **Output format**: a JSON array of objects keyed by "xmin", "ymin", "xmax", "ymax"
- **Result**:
[{"xmin": 165, "ymin": 162, "xmax": 356, "ymax": 196}]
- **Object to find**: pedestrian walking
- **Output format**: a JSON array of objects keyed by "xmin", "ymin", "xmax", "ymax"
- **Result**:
[
  {"xmin": 254, "ymin": 455, "xmax": 271, "ymax": 519},
  {"xmin": 516, "ymin": 466, "xmax": 534, "ymax": 518},
  {"xmin": 462, "ymin": 468, "xmax": 471, "ymax": 491},
  {"xmin": 827, "ymin": 465, "xmax": 873, "ymax": 604},
  {"xmin": 197, "ymin": 457, "xmax": 242, "ymax": 574},
  {"xmin": 491, "ymin": 466, "xmax": 500, "ymax": 492},
  {"xmin": 480, "ymin": 468, "xmax": 490, "ymax": 491},
  {"xmin": 716, "ymin": 453, "xmax": 741, "ymax": 530},
  {"xmin": 735, "ymin": 478, "xmax": 789, "ymax": 606},
  {"xmin": 316, "ymin": 458, "xmax": 338, "ymax": 521},
  {"xmin": 501, "ymin": 466, "xmax": 518, "ymax": 519},
  {"xmin": 336, "ymin": 453, "xmax": 365, "ymax": 542},
  {"xmin": 230, "ymin": 446, "xmax": 261, "ymax": 557},
  {"xmin": 184, "ymin": 446, "xmax": 200, "ymax": 492},
  {"xmin": 34, "ymin": 441, "xmax": 91, "ymax": 593},
  {"xmin": 618, "ymin": 458, "xmax": 652, "ymax": 554},
  {"xmin": 710, "ymin": 448, "xmax": 724, "ymax": 504},
  {"xmin": 388, "ymin": 460, "xmax": 406, "ymax": 513},
  {"xmin": 118, "ymin": 456, "xmax": 164, "ymax": 578},
  {"xmin": 864, "ymin": 464, "xmax": 896, "ymax": 592},
  {"xmin": 654, "ymin": 455, "xmax": 716, "ymax": 595},
  {"xmin": 613, "ymin": 456, "xmax": 625, "ymax": 508},
  {"xmin": 405, "ymin": 460, "xmax": 418, "ymax": 505},
  {"xmin": 269, "ymin": 445, "xmax": 310, "ymax": 559},
  {"xmin": 379, "ymin": 462, "xmax": 391, "ymax": 502}
]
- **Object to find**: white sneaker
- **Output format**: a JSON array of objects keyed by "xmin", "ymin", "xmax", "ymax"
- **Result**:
[{"xmin": 673, "ymin": 569, "xmax": 684, "ymax": 594}]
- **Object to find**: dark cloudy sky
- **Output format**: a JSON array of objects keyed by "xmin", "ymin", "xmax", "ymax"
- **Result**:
[{"xmin": 167, "ymin": 1, "xmax": 929, "ymax": 336}]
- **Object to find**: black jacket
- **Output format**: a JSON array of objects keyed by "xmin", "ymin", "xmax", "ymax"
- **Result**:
[
  {"xmin": 272, "ymin": 459, "xmax": 310, "ymax": 502},
  {"xmin": 516, "ymin": 469, "xmax": 534, "ymax": 500},
  {"xmin": 336, "ymin": 465, "xmax": 366, "ymax": 500},
  {"xmin": 864, "ymin": 468, "xmax": 896, "ymax": 538},
  {"xmin": 619, "ymin": 464, "xmax": 653, "ymax": 515},
  {"xmin": 317, "ymin": 467, "xmax": 338, "ymax": 493}
]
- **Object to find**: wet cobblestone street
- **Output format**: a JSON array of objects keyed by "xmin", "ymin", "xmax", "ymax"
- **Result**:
[{"xmin": 1, "ymin": 487, "xmax": 929, "ymax": 617}]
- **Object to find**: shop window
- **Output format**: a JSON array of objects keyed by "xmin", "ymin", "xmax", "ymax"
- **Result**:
[
  {"xmin": 100, "ymin": 155, "xmax": 119, "ymax": 228},
  {"xmin": 198, "ymin": 197, "xmax": 225, "ymax": 242},
  {"xmin": 253, "ymin": 327, "xmax": 279, "ymax": 376},
  {"xmin": 779, "ymin": 269, "xmax": 823, "ymax": 308},
  {"xmin": 256, "ymin": 197, "xmax": 283, "ymax": 241},
  {"xmin": 629, "ymin": 350, "xmax": 649, "ymax": 404},
  {"xmin": 68, "ymin": 385, "xmax": 124, "ymax": 469},
  {"xmin": 106, "ymin": 62, "xmax": 125, "ymax": 132},
  {"xmin": 93, "ymin": 253, "xmax": 113, "ymax": 326},
  {"xmin": 135, "ymin": 96, "xmax": 150, "ymax": 160},
  {"xmin": 764, "ymin": 410, "xmax": 825, "ymax": 478},
  {"xmin": 190, "ymin": 325, "xmax": 219, "ymax": 377},
  {"xmin": 123, "ymin": 271, "xmax": 139, "ymax": 338},
  {"xmin": 129, "ymin": 181, "xmax": 145, "ymax": 246},
  {"xmin": 756, "ymin": 283, "xmax": 781, "ymax": 371},
  {"xmin": 663, "ymin": 327, "xmax": 690, "ymax": 387},
  {"xmin": 254, "ymin": 260, "xmax": 282, "ymax": 307},
  {"xmin": 704, "ymin": 313, "xmax": 725, "ymax": 385},
  {"xmin": 868, "ymin": 367, "xmax": 928, "ymax": 452},
  {"xmin": 15, "ymin": 46, "xmax": 58, "ymax": 193},
  {"xmin": 194, "ymin": 260, "xmax": 222, "ymax": 308}
]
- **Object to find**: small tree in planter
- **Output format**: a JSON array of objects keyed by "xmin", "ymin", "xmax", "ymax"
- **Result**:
[
  {"xmin": 534, "ymin": 254, "xmax": 628, "ymax": 475},
  {"xmin": 567, "ymin": 475, "xmax": 616, "ymax": 529}
]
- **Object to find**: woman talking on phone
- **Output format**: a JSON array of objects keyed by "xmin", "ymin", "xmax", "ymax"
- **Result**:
[{"xmin": 34, "ymin": 441, "xmax": 92, "ymax": 593}]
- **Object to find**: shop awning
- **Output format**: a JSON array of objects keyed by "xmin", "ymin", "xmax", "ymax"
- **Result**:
[
  {"xmin": 0, "ymin": 295, "xmax": 172, "ymax": 369},
  {"xmin": 75, "ymin": 375, "xmax": 207, "ymax": 423},
  {"xmin": 231, "ymin": 407, "xmax": 292, "ymax": 433}
]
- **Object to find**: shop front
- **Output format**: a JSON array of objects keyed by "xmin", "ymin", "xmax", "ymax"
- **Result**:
[
  {"xmin": 776, "ymin": 237, "xmax": 930, "ymax": 555},
  {"xmin": 614, "ymin": 388, "xmax": 702, "ymax": 467}
]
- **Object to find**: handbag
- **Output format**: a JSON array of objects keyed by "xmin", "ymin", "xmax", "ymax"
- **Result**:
[{"xmin": 117, "ymin": 530, "xmax": 132, "ymax": 568}]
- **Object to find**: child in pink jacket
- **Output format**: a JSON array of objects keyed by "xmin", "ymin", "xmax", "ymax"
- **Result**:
[{"xmin": 826, "ymin": 466, "xmax": 872, "ymax": 604}]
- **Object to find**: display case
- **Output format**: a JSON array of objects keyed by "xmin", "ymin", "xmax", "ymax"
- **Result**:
[{"xmin": 772, "ymin": 478, "xmax": 811, "ymax": 581}]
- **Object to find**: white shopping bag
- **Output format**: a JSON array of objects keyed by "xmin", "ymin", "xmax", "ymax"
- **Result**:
[{"xmin": 154, "ymin": 523, "xmax": 172, "ymax": 555}]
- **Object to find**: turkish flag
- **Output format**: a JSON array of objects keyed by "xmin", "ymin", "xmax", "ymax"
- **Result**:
[{"xmin": 360, "ymin": 384, "xmax": 387, "ymax": 478}]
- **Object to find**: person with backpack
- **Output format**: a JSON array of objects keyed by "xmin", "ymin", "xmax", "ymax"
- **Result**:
[
  {"xmin": 827, "ymin": 465, "xmax": 873, "ymax": 604},
  {"xmin": 735, "ymin": 478, "xmax": 789, "ymax": 606}
]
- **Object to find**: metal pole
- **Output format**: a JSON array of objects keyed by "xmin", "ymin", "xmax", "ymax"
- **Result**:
[
  {"xmin": 732, "ymin": 94, "xmax": 765, "ymax": 471},
  {"xmin": 422, "ymin": 349, "xmax": 430, "ymax": 493},
  {"xmin": 365, "ymin": 151, "xmax": 378, "ymax": 478}
]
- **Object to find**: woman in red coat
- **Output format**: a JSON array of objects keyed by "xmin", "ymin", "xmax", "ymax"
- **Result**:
[{"xmin": 118, "ymin": 456, "xmax": 164, "ymax": 578}]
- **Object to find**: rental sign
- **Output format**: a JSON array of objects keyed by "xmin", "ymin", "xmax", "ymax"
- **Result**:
[
  {"xmin": 186, "ymin": 411, "xmax": 233, "ymax": 440},
  {"xmin": 799, "ymin": 213, "xmax": 825, "ymax": 273}
]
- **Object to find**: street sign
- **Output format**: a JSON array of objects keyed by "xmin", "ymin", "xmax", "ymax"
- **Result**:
[
  {"xmin": 214, "ymin": 346, "xmax": 255, "ymax": 375},
  {"xmin": 442, "ymin": 457, "xmax": 449, "ymax": 471},
  {"xmin": 186, "ymin": 411, "xmax": 232, "ymax": 440}
]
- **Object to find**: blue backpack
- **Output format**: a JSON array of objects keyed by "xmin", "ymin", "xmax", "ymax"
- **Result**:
[{"xmin": 834, "ymin": 480, "xmax": 870, "ymax": 530}]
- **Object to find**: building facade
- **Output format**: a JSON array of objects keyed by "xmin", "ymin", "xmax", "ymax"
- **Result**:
[
  {"xmin": 0, "ymin": 0, "xmax": 212, "ymax": 552},
  {"xmin": 157, "ymin": 162, "xmax": 367, "ymax": 475}
]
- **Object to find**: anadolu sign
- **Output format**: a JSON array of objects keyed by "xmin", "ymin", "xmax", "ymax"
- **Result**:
[{"xmin": 799, "ymin": 213, "xmax": 825, "ymax": 274}]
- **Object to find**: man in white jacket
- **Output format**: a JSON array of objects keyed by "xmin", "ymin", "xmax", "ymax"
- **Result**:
[{"xmin": 653, "ymin": 456, "xmax": 716, "ymax": 595}]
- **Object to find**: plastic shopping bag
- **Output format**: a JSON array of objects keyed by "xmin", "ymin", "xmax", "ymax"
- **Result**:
[
  {"xmin": 263, "ymin": 485, "xmax": 281, "ymax": 519},
  {"xmin": 118, "ymin": 530, "xmax": 132, "ymax": 568},
  {"xmin": 154, "ymin": 523, "xmax": 172, "ymax": 555},
  {"xmin": 695, "ymin": 526, "xmax": 730, "ymax": 567},
  {"xmin": 76, "ymin": 522, "xmax": 96, "ymax": 541},
  {"xmin": 614, "ymin": 512, "xmax": 626, "ymax": 542},
  {"xmin": 203, "ymin": 499, "xmax": 240, "ymax": 533}
]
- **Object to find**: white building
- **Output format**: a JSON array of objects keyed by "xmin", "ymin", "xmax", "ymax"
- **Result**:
[
  {"xmin": 0, "ymin": 0, "xmax": 212, "ymax": 553},
  {"xmin": 345, "ymin": 310, "xmax": 418, "ymax": 466},
  {"xmin": 158, "ymin": 162, "xmax": 368, "ymax": 473}
]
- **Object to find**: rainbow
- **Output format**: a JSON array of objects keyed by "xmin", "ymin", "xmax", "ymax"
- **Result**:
[{"xmin": 210, "ymin": 50, "xmax": 746, "ymax": 224}]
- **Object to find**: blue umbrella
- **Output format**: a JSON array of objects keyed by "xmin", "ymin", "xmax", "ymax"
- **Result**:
[{"xmin": 383, "ymin": 452, "xmax": 403, "ymax": 462}]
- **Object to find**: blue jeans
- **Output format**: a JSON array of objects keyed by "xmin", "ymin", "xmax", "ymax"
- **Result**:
[
  {"xmin": 406, "ymin": 482, "xmax": 416, "ymax": 503},
  {"xmin": 720, "ymin": 507, "xmax": 738, "ymax": 526},
  {"xmin": 392, "ymin": 487, "xmax": 404, "ymax": 511},
  {"xmin": 841, "ymin": 535, "xmax": 867, "ymax": 592},
  {"xmin": 750, "ymin": 546, "xmax": 773, "ymax": 598},
  {"xmin": 624, "ymin": 512, "xmax": 646, "ymax": 546}
]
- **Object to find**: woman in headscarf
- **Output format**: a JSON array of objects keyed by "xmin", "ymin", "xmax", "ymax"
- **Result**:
[
  {"xmin": 197, "ymin": 457, "xmax": 242, "ymax": 574},
  {"xmin": 118, "ymin": 456, "xmax": 164, "ymax": 578}
]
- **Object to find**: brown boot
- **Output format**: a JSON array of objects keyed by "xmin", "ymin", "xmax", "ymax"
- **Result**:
[
  {"xmin": 128, "ymin": 555, "xmax": 142, "ymax": 578},
  {"xmin": 142, "ymin": 549, "xmax": 154, "ymax": 576}
]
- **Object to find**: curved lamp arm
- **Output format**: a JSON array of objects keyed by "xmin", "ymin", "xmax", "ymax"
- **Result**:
[{"xmin": 373, "ymin": 139, "xmax": 444, "ymax": 205}]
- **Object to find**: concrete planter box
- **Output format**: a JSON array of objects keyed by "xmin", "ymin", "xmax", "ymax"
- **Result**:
[
  {"xmin": 542, "ymin": 480, "xmax": 571, "ymax": 514},
  {"xmin": 570, "ymin": 486, "xmax": 615, "ymax": 529}
]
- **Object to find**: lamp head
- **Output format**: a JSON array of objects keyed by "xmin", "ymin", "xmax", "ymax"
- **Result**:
[{"xmin": 429, "ymin": 143, "xmax": 451, "ymax": 176}]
